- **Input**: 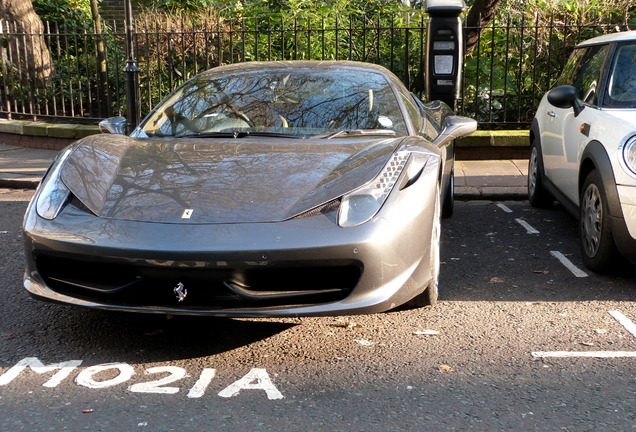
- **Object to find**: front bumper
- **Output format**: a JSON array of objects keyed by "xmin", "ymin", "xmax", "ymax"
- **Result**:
[{"xmin": 23, "ymin": 173, "xmax": 438, "ymax": 317}]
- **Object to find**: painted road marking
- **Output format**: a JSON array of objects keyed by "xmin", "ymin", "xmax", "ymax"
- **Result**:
[
  {"xmin": 0, "ymin": 359, "xmax": 284, "ymax": 400},
  {"xmin": 515, "ymin": 218, "xmax": 539, "ymax": 234},
  {"xmin": 550, "ymin": 250, "xmax": 588, "ymax": 278},
  {"xmin": 497, "ymin": 203, "xmax": 513, "ymax": 213},
  {"xmin": 609, "ymin": 310, "xmax": 636, "ymax": 339},
  {"xmin": 531, "ymin": 351, "xmax": 636, "ymax": 358},
  {"xmin": 532, "ymin": 311, "xmax": 636, "ymax": 358}
]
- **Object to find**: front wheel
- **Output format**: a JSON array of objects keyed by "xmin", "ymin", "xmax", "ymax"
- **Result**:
[
  {"xmin": 528, "ymin": 139, "xmax": 554, "ymax": 207},
  {"xmin": 579, "ymin": 170, "xmax": 620, "ymax": 272}
]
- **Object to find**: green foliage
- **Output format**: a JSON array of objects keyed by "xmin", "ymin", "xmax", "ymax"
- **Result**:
[
  {"xmin": 137, "ymin": 0, "xmax": 219, "ymax": 13},
  {"xmin": 459, "ymin": 0, "xmax": 636, "ymax": 126},
  {"xmin": 32, "ymin": 0, "xmax": 92, "ymax": 28},
  {"xmin": 5, "ymin": 0, "xmax": 636, "ymax": 125}
]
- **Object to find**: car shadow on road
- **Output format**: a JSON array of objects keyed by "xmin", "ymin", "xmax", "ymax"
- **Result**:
[
  {"xmin": 2, "ymin": 299, "xmax": 297, "ymax": 364},
  {"xmin": 439, "ymin": 201, "xmax": 636, "ymax": 303}
]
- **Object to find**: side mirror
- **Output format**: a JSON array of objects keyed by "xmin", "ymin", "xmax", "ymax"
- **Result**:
[
  {"xmin": 547, "ymin": 85, "xmax": 585, "ymax": 117},
  {"xmin": 99, "ymin": 116, "xmax": 127, "ymax": 135},
  {"xmin": 432, "ymin": 115, "xmax": 477, "ymax": 148}
]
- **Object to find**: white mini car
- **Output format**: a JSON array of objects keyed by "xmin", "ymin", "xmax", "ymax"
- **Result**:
[{"xmin": 528, "ymin": 31, "xmax": 636, "ymax": 272}]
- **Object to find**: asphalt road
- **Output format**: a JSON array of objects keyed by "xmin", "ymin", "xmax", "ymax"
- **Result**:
[{"xmin": 1, "ymin": 189, "xmax": 635, "ymax": 431}]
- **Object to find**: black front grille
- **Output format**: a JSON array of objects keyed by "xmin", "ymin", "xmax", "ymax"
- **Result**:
[{"xmin": 36, "ymin": 255, "xmax": 361, "ymax": 309}]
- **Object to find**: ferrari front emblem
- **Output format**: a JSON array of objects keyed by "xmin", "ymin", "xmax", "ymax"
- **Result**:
[
  {"xmin": 173, "ymin": 282, "xmax": 187, "ymax": 302},
  {"xmin": 182, "ymin": 209, "xmax": 194, "ymax": 219}
]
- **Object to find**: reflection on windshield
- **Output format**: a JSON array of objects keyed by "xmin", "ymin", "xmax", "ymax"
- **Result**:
[
  {"xmin": 607, "ymin": 44, "xmax": 636, "ymax": 108},
  {"xmin": 137, "ymin": 68, "xmax": 408, "ymax": 138}
]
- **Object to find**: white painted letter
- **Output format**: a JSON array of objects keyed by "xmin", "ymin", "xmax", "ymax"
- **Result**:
[
  {"xmin": 129, "ymin": 366, "xmax": 187, "ymax": 394},
  {"xmin": 187, "ymin": 368, "xmax": 216, "ymax": 399},
  {"xmin": 75, "ymin": 363, "xmax": 135, "ymax": 389},
  {"xmin": 0, "ymin": 357, "xmax": 82, "ymax": 387},
  {"xmin": 218, "ymin": 368, "xmax": 284, "ymax": 400}
]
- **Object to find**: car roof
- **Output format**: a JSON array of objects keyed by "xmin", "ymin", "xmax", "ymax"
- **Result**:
[
  {"xmin": 204, "ymin": 60, "xmax": 392, "ymax": 74},
  {"xmin": 576, "ymin": 30, "xmax": 636, "ymax": 48},
  {"xmin": 196, "ymin": 60, "xmax": 405, "ymax": 87}
]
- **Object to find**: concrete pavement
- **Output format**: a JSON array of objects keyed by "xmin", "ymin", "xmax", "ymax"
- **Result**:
[
  {"xmin": 0, "ymin": 143, "xmax": 529, "ymax": 200},
  {"xmin": 455, "ymin": 159, "xmax": 528, "ymax": 200}
]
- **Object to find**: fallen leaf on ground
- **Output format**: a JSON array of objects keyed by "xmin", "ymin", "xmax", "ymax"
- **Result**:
[
  {"xmin": 338, "ymin": 321, "xmax": 362, "ymax": 329},
  {"xmin": 438, "ymin": 364, "xmax": 455, "ymax": 373},
  {"xmin": 413, "ymin": 330, "xmax": 439, "ymax": 336},
  {"xmin": 144, "ymin": 329, "xmax": 165, "ymax": 336},
  {"xmin": 489, "ymin": 277, "xmax": 504, "ymax": 283}
]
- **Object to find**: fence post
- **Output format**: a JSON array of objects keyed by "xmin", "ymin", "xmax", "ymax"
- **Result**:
[
  {"xmin": 124, "ymin": 0, "xmax": 140, "ymax": 133},
  {"xmin": 0, "ymin": 21, "xmax": 11, "ymax": 119}
]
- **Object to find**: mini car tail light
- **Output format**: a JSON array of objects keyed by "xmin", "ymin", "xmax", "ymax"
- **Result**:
[
  {"xmin": 36, "ymin": 148, "xmax": 73, "ymax": 220},
  {"xmin": 338, "ymin": 151, "xmax": 409, "ymax": 227},
  {"xmin": 623, "ymin": 134, "xmax": 636, "ymax": 175}
]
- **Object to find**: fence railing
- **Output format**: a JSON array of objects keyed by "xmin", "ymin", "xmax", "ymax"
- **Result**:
[{"xmin": 0, "ymin": 11, "xmax": 633, "ymax": 128}]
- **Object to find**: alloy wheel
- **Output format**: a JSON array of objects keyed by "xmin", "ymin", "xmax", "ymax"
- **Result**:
[{"xmin": 581, "ymin": 183, "xmax": 602, "ymax": 257}]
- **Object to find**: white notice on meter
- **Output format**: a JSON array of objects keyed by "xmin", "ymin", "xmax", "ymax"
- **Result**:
[{"xmin": 434, "ymin": 55, "xmax": 453, "ymax": 75}]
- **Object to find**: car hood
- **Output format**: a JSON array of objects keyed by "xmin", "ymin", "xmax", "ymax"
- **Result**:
[
  {"xmin": 60, "ymin": 135, "xmax": 404, "ymax": 224},
  {"xmin": 602, "ymin": 108, "xmax": 636, "ymax": 125}
]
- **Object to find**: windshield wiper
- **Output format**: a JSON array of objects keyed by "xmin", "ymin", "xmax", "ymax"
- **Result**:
[
  {"xmin": 175, "ymin": 131, "xmax": 248, "ymax": 139},
  {"xmin": 318, "ymin": 129, "xmax": 396, "ymax": 139},
  {"xmin": 175, "ymin": 131, "xmax": 302, "ymax": 139}
]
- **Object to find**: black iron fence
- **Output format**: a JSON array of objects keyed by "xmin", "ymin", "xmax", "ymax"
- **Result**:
[{"xmin": 0, "ymin": 11, "xmax": 633, "ymax": 128}]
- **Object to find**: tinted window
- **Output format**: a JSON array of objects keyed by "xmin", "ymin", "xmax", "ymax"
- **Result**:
[
  {"xmin": 558, "ymin": 44, "xmax": 609, "ymax": 106},
  {"xmin": 605, "ymin": 43, "xmax": 636, "ymax": 108},
  {"xmin": 412, "ymin": 95, "xmax": 440, "ymax": 140},
  {"xmin": 400, "ymin": 93, "xmax": 422, "ymax": 132}
]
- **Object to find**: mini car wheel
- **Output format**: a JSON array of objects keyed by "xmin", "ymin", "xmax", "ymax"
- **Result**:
[
  {"xmin": 407, "ymin": 185, "xmax": 440, "ymax": 307},
  {"xmin": 528, "ymin": 139, "xmax": 554, "ymax": 207},
  {"xmin": 441, "ymin": 163, "xmax": 454, "ymax": 219},
  {"xmin": 579, "ymin": 170, "xmax": 620, "ymax": 272}
]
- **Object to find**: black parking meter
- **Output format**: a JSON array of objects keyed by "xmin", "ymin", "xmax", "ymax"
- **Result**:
[{"xmin": 425, "ymin": 0, "xmax": 466, "ymax": 111}]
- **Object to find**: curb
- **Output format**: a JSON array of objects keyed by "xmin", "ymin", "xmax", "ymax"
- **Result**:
[
  {"xmin": 0, "ymin": 178, "xmax": 39, "ymax": 189},
  {"xmin": 456, "ymin": 187, "xmax": 527, "ymax": 201}
]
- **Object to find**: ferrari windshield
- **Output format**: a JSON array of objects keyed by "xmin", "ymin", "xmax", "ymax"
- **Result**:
[{"xmin": 136, "ymin": 67, "xmax": 409, "ymax": 138}]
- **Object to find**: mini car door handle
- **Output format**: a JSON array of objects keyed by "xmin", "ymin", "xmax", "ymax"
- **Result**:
[{"xmin": 547, "ymin": 110, "xmax": 557, "ymax": 117}]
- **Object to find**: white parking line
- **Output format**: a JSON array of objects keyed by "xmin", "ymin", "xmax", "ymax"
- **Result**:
[
  {"xmin": 497, "ymin": 203, "xmax": 513, "ymax": 213},
  {"xmin": 531, "ymin": 351, "xmax": 636, "ymax": 358},
  {"xmin": 531, "ymin": 311, "xmax": 636, "ymax": 358},
  {"xmin": 550, "ymin": 251, "xmax": 588, "ymax": 278},
  {"xmin": 609, "ymin": 311, "xmax": 636, "ymax": 339},
  {"xmin": 515, "ymin": 218, "xmax": 539, "ymax": 234}
]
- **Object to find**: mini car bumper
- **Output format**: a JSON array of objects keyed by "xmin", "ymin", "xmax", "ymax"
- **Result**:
[{"xmin": 23, "ymin": 172, "xmax": 438, "ymax": 317}]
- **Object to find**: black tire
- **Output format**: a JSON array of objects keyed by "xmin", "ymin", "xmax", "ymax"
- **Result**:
[
  {"xmin": 528, "ymin": 139, "xmax": 554, "ymax": 208},
  {"xmin": 407, "ymin": 186, "xmax": 440, "ymax": 307},
  {"xmin": 579, "ymin": 170, "xmax": 620, "ymax": 272},
  {"xmin": 441, "ymin": 163, "xmax": 454, "ymax": 219}
]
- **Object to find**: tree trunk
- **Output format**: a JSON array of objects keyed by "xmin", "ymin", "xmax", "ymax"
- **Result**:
[
  {"xmin": 90, "ymin": 0, "xmax": 112, "ymax": 117},
  {"xmin": 464, "ymin": 0, "xmax": 502, "ymax": 56},
  {"xmin": 0, "ymin": 0, "xmax": 54, "ymax": 86}
]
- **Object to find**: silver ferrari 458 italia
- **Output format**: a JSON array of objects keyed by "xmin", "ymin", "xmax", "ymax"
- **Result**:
[{"xmin": 23, "ymin": 61, "xmax": 476, "ymax": 317}]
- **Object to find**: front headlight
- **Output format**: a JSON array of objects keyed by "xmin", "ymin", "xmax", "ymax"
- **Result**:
[
  {"xmin": 338, "ymin": 151, "xmax": 410, "ymax": 227},
  {"xmin": 36, "ymin": 148, "xmax": 74, "ymax": 220},
  {"xmin": 623, "ymin": 134, "xmax": 636, "ymax": 175}
]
